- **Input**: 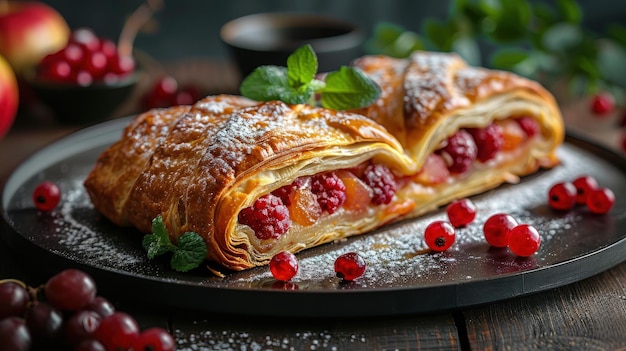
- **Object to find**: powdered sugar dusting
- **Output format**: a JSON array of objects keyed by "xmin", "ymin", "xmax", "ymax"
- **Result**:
[{"xmin": 53, "ymin": 179, "xmax": 143, "ymax": 266}]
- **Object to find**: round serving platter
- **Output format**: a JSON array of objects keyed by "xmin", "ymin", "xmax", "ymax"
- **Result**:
[{"xmin": 2, "ymin": 117, "xmax": 625, "ymax": 317}]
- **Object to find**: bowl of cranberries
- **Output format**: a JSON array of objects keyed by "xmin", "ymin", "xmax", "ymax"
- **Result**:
[{"xmin": 25, "ymin": 28, "xmax": 139, "ymax": 125}]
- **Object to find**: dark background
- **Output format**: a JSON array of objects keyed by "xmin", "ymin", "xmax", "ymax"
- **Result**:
[{"xmin": 39, "ymin": 0, "xmax": 626, "ymax": 63}]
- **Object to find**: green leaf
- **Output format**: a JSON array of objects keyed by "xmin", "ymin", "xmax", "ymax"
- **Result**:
[
  {"xmin": 607, "ymin": 24, "xmax": 626, "ymax": 48},
  {"xmin": 240, "ymin": 65, "xmax": 289, "ymax": 101},
  {"xmin": 320, "ymin": 66, "xmax": 381, "ymax": 110},
  {"xmin": 597, "ymin": 41, "xmax": 626, "ymax": 88},
  {"xmin": 542, "ymin": 23, "xmax": 583, "ymax": 52},
  {"xmin": 556, "ymin": 0, "xmax": 581, "ymax": 24},
  {"xmin": 287, "ymin": 44, "xmax": 317, "ymax": 90},
  {"xmin": 142, "ymin": 215, "xmax": 176, "ymax": 259},
  {"xmin": 451, "ymin": 36, "xmax": 481, "ymax": 66},
  {"xmin": 490, "ymin": 48, "xmax": 530, "ymax": 70},
  {"xmin": 170, "ymin": 232, "xmax": 207, "ymax": 272}
]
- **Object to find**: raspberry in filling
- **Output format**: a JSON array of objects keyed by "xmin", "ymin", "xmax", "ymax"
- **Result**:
[
  {"xmin": 437, "ymin": 130, "xmax": 477, "ymax": 174},
  {"xmin": 360, "ymin": 164, "xmax": 397, "ymax": 205},
  {"xmin": 238, "ymin": 194, "xmax": 291, "ymax": 240},
  {"xmin": 468, "ymin": 124, "xmax": 504, "ymax": 162},
  {"xmin": 516, "ymin": 116, "xmax": 540, "ymax": 138},
  {"xmin": 311, "ymin": 172, "xmax": 347, "ymax": 214},
  {"xmin": 272, "ymin": 178, "xmax": 305, "ymax": 206}
]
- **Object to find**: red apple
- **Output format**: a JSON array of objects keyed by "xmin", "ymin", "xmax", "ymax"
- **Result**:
[
  {"xmin": 0, "ymin": 54, "xmax": 18, "ymax": 138},
  {"xmin": 0, "ymin": 1, "xmax": 70, "ymax": 75}
]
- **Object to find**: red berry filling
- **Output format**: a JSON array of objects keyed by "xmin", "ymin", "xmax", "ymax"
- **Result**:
[
  {"xmin": 272, "ymin": 178, "xmax": 306, "ymax": 206},
  {"xmin": 467, "ymin": 124, "xmax": 503, "ymax": 162},
  {"xmin": 437, "ymin": 130, "xmax": 477, "ymax": 174},
  {"xmin": 516, "ymin": 116, "xmax": 540, "ymax": 138},
  {"xmin": 238, "ymin": 194, "xmax": 291, "ymax": 240},
  {"xmin": 360, "ymin": 164, "xmax": 397, "ymax": 205},
  {"xmin": 311, "ymin": 172, "xmax": 347, "ymax": 214}
]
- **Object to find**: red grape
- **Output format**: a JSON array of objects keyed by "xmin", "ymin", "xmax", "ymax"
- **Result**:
[
  {"xmin": 93, "ymin": 312, "xmax": 140, "ymax": 351},
  {"xmin": 0, "ymin": 281, "xmax": 29, "ymax": 319},
  {"xmin": 45, "ymin": 269, "xmax": 97, "ymax": 311}
]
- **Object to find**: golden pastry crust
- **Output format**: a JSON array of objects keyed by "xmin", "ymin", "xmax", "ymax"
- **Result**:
[
  {"xmin": 352, "ymin": 51, "xmax": 564, "ymax": 168},
  {"xmin": 85, "ymin": 94, "xmax": 409, "ymax": 270},
  {"xmin": 84, "ymin": 52, "xmax": 564, "ymax": 271}
]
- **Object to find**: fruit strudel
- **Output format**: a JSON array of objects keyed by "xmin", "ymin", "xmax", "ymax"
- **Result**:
[{"xmin": 84, "ymin": 52, "xmax": 563, "ymax": 271}]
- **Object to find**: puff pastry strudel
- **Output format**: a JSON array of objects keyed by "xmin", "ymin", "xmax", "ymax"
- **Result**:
[{"xmin": 84, "ymin": 52, "xmax": 563, "ymax": 271}]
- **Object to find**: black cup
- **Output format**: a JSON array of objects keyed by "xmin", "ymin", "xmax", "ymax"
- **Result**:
[{"xmin": 220, "ymin": 12, "xmax": 365, "ymax": 80}]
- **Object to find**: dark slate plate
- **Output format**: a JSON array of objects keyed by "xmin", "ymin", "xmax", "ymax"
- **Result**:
[{"xmin": 2, "ymin": 117, "xmax": 625, "ymax": 317}]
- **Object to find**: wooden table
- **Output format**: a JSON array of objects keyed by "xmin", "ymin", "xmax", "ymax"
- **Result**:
[{"xmin": 2, "ymin": 72, "xmax": 626, "ymax": 351}]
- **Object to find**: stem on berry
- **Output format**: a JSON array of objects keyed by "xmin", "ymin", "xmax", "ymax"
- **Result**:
[
  {"xmin": 0, "ymin": 278, "xmax": 26, "ymax": 288},
  {"xmin": 117, "ymin": 0, "xmax": 163, "ymax": 57}
]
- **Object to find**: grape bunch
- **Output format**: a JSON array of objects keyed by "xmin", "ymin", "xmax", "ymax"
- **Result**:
[{"xmin": 0, "ymin": 269, "xmax": 175, "ymax": 351}]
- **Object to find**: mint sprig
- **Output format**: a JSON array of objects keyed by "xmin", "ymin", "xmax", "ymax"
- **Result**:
[
  {"xmin": 240, "ymin": 44, "xmax": 381, "ymax": 110},
  {"xmin": 142, "ymin": 215, "xmax": 207, "ymax": 272}
]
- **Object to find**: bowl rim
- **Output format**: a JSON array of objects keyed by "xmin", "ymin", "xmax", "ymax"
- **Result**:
[{"xmin": 220, "ymin": 12, "xmax": 364, "ymax": 53}]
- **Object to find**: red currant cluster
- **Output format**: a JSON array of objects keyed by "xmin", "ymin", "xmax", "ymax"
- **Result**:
[
  {"xmin": 548, "ymin": 175, "xmax": 615, "ymax": 214},
  {"xmin": 36, "ymin": 28, "xmax": 135, "ymax": 86},
  {"xmin": 269, "ymin": 251, "xmax": 366, "ymax": 282},
  {"xmin": 422, "ymin": 198, "xmax": 542, "ymax": 257},
  {"xmin": 141, "ymin": 76, "xmax": 202, "ymax": 110},
  {"xmin": 0, "ymin": 269, "xmax": 175, "ymax": 351}
]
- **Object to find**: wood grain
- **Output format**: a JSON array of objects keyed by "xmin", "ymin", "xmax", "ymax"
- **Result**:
[
  {"xmin": 170, "ymin": 312, "xmax": 460, "ymax": 350},
  {"xmin": 463, "ymin": 262, "xmax": 626, "ymax": 350}
]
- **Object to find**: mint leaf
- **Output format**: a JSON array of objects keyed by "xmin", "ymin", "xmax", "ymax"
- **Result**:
[
  {"xmin": 142, "ymin": 215, "xmax": 207, "ymax": 272},
  {"xmin": 170, "ymin": 232, "xmax": 208, "ymax": 272},
  {"xmin": 240, "ymin": 65, "xmax": 290, "ymax": 101},
  {"xmin": 240, "ymin": 45, "xmax": 381, "ymax": 109},
  {"xmin": 240, "ymin": 65, "xmax": 313, "ymax": 104},
  {"xmin": 142, "ymin": 215, "xmax": 176, "ymax": 259},
  {"xmin": 320, "ymin": 66, "xmax": 381, "ymax": 110},
  {"xmin": 287, "ymin": 44, "xmax": 317, "ymax": 90}
]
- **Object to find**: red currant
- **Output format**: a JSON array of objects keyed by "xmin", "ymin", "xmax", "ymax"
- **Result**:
[
  {"xmin": 334, "ymin": 252, "xmax": 366, "ymax": 281},
  {"xmin": 590, "ymin": 93, "xmax": 615, "ymax": 116},
  {"xmin": 424, "ymin": 221, "xmax": 456, "ymax": 252},
  {"xmin": 572, "ymin": 175, "xmax": 599, "ymax": 205},
  {"xmin": 93, "ymin": 312, "xmax": 140, "ymax": 351},
  {"xmin": 446, "ymin": 198, "xmax": 477, "ymax": 228},
  {"xmin": 133, "ymin": 327, "xmax": 176, "ymax": 351},
  {"xmin": 508, "ymin": 224, "xmax": 541, "ymax": 257},
  {"xmin": 269, "ymin": 251, "xmax": 299, "ymax": 281},
  {"xmin": 32, "ymin": 181, "xmax": 61, "ymax": 211},
  {"xmin": 483, "ymin": 213, "xmax": 518, "ymax": 248},
  {"xmin": 586, "ymin": 188, "xmax": 615, "ymax": 214},
  {"xmin": 548, "ymin": 182, "xmax": 577, "ymax": 211}
]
